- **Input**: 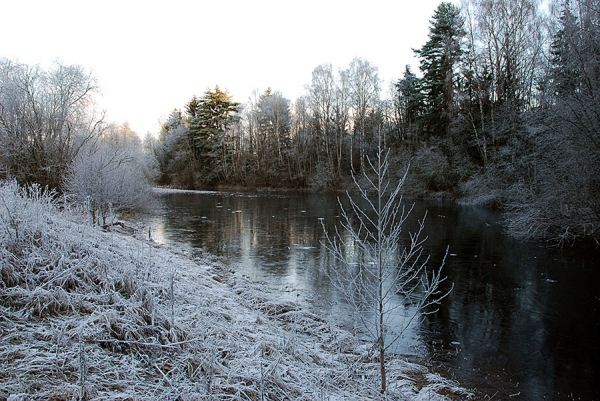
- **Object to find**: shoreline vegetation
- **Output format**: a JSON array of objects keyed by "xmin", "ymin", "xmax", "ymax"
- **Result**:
[{"xmin": 0, "ymin": 181, "xmax": 472, "ymax": 400}]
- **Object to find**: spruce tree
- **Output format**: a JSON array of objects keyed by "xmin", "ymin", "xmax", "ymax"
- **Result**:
[
  {"xmin": 550, "ymin": 7, "xmax": 581, "ymax": 99},
  {"xmin": 186, "ymin": 86, "xmax": 240, "ymax": 183},
  {"xmin": 414, "ymin": 2, "xmax": 464, "ymax": 141},
  {"xmin": 395, "ymin": 65, "xmax": 425, "ymax": 146}
]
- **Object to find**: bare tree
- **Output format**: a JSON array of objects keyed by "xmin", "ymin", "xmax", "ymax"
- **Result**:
[
  {"xmin": 307, "ymin": 64, "xmax": 336, "ymax": 170},
  {"xmin": 321, "ymin": 142, "xmax": 450, "ymax": 393},
  {"xmin": 290, "ymin": 96, "xmax": 313, "ymax": 180},
  {"xmin": 332, "ymin": 69, "xmax": 351, "ymax": 177},
  {"xmin": 0, "ymin": 59, "xmax": 104, "ymax": 189},
  {"xmin": 461, "ymin": 0, "xmax": 547, "ymax": 146},
  {"xmin": 344, "ymin": 58, "xmax": 381, "ymax": 173},
  {"xmin": 257, "ymin": 88, "xmax": 292, "ymax": 179}
]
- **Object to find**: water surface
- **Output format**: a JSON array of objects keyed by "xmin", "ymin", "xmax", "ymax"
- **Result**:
[{"xmin": 141, "ymin": 190, "xmax": 600, "ymax": 400}]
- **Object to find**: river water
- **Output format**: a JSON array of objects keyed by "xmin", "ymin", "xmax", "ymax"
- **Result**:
[{"xmin": 140, "ymin": 189, "xmax": 600, "ymax": 400}]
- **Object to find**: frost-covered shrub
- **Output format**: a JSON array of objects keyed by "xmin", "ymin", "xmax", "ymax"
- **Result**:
[
  {"xmin": 459, "ymin": 172, "xmax": 505, "ymax": 208},
  {"xmin": 394, "ymin": 145, "xmax": 457, "ymax": 196},
  {"xmin": 64, "ymin": 130, "xmax": 152, "ymax": 225},
  {"xmin": 0, "ymin": 180, "xmax": 57, "ymax": 255},
  {"xmin": 413, "ymin": 146, "xmax": 455, "ymax": 192},
  {"xmin": 308, "ymin": 160, "xmax": 338, "ymax": 191}
]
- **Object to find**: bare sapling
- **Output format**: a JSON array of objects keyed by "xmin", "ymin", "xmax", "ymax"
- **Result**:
[{"xmin": 321, "ymin": 145, "xmax": 451, "ymax": 393}]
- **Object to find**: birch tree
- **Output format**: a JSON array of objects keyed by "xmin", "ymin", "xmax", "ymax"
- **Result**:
[
  {"xmin": 257, "ymin": 88, "xmax": 292, "ymax": 179},
  {"xmin": 461, "ymin": 0, "xmax": 546, "ymax": 149},
  {"xmin": 307, "ymin": 64, "xmax": 336, "ymax": 170},
  {"xmin": 290, "ymin": 96, "xmax": 313, "ymax": 182},
  {"xmin": 345, "ymin": 58, "xmax": 381, "ymax": 173}
]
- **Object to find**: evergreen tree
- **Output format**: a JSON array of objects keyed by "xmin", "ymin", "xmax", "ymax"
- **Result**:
[
  {"xmin": 185, "ymin": 95, "xmax": 201, "ymax": 119},
  {"xmin": 394, "ymin": 65, "xmax": 425, "ymax": 147},
  {"xmin": 550, "ymin": 7, "xmax": 582, "ymax": 99},
  {"xmin": 187, "ymin": 86, "xmax": 240, "ymax": 183},
  {"xmin": 414, "ymin": 2, "xmax": 464, "ymax": 141},
  {"xmin": 548, "ymin": 0, "xmax": 600, "ymax": 152}
]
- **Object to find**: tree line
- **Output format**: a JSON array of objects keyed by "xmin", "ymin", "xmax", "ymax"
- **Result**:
[
  {"xmin": 151, "ymin": 0, "xmax": 600, "ymax": 244},
  {"xmin": 1, "ymin": 0, "xmax": 598, "ymax": 244}
]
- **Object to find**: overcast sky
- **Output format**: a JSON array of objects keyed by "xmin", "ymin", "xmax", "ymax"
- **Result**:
[{"xmin": 1, "ymin": 0, "xmax": 455, "ymax": 136}]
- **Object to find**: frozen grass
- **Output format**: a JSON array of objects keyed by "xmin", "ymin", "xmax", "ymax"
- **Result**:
[{"xmin": 0, "ymin": 180, "xmax": 472, "ymax": 400}]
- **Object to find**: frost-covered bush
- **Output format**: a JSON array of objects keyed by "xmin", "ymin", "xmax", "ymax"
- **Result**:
[
  {"xmin": 0, "ymin": 180, "xmax": 57, "ymax": 255},
  {"xmin": 64, "ymin": 126, "xmax": 152, "ymax": 225},
  {"xmin": 504, "ymin": 134, "xmax": 600, "ymax": 244},
  {"xmin": 307, "ymin": 160, "xmax": 338, "ymax": 191},
  {"xmin": 412, "ymin": 146, "xmax": 455, "ymax": 192},
  {"xmin": 459, "ymin": 171, "xmax": 505, "ymax": 208},
  {"xmin": 394, "ymin": 145, "xmax": 457, "ymax": 196}
]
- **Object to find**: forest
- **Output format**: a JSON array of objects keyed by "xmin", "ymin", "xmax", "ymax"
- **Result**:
[{"xmin": 1, "ymin": 0, "xmax": 599, "ymax": 245}]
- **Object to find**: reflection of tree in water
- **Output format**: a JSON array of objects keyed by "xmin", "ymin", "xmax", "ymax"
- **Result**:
[
  {"xmin": 418, "ymin": 205, "xmax": 600, "ymax": 400},
  {"xmin": 539, "ymin": 249, "xmax": 600, "ymax": 399}
]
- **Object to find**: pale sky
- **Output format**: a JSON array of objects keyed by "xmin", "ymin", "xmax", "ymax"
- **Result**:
[{"xmin": 1, "ymin": 0, "xmax": 454, "ymax": 136}]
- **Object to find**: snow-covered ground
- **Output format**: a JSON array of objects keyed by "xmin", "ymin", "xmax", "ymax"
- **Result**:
[{"xmin": 0, "ymin": 181, "xmax": 472, "ymax": 400}]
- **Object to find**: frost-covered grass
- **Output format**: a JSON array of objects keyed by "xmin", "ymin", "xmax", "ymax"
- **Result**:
[{"xmin": 0, "ymin": 180, "xmax": 472, "ymax": 400}]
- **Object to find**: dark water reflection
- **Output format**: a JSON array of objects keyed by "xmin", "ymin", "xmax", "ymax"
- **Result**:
[{"xmin": 141, "ymin": 190, "xmax": 600, "ymax": 400}]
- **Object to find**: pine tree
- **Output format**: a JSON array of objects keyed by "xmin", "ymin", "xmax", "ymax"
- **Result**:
[{"xmin": 550, "ymin": 7, "xmax": 581, "ymax": 99}]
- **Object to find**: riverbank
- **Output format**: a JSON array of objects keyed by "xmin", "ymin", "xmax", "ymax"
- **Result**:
[{"xmin": 0, "ymin": 181, "xmax": 471, "ymax": 400}]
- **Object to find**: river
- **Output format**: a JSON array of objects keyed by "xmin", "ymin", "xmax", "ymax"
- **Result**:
[{"xmin": 139, "ymin": 189, "xmax": 600, "ymax": 400}]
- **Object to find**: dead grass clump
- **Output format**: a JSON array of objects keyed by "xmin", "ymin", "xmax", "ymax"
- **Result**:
[
  {"xmin": 0, "ymin": 180, "xmax": 201, "ymax": 399},
  {"xmin": 27, "ymin": 287, "xmax": 77, "ymax": 317}
]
